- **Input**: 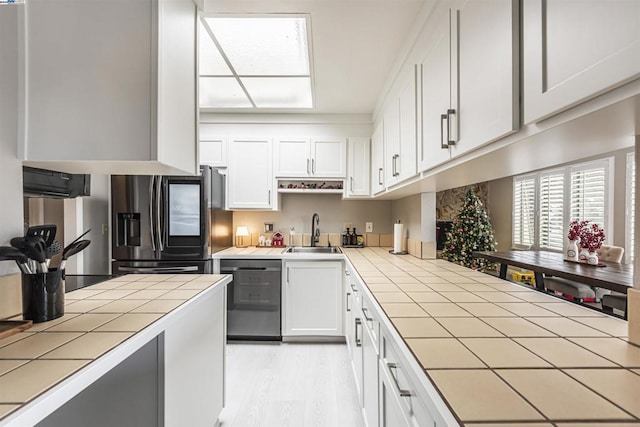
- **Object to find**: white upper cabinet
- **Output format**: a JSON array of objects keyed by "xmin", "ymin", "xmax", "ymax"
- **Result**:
[
  {"xmin": 450, "ymin": 0, "xmax": 519, "ymax": 158},
  {"xmin": 345, "ymin": 137, "xmax": 371, "ymax": 197},
  {"xmin": 383, "ymin": 99, "xmax": 401, "ymax": 187},
  {"xmin": 371, "ymin": 122, "xmax": 385, "ymax": 195},
  {"xmin": 199, "ymin": 137, "xmax": 227, "ymax": 168},
  {"xmin": 420, "ymin": 0, "xmax": 519, "ymax": 169},
  {"xmin": 274, "ymin": 137, "xmax": 346, "ymax": 178},
  {"xmin": 383, "ymin": 66, "xmax": 418, "ymax": 188},
  {"xmin": 21, "ymin": 0, "xmax": 198, "ymax": 175},
  {"xmin": 419, "ymin": 5, "xmax": 453, "ymax": 172},
  {"xmin": 227, "ymin": 137, "xmax": 274, "ymax": 210},
  {"xmin": 523, "ymin": 0, "xmax": 640, "ymax": 124}
]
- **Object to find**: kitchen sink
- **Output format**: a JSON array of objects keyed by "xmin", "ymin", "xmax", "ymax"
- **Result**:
[{"xmin": 285, "ymin": 246, "xmax": 342, "ymax": 254}]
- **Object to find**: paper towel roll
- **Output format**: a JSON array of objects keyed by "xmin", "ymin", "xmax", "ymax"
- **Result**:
[{"xmin": 393, "ymin": 223, "xmax": 403, "ymax": 253}]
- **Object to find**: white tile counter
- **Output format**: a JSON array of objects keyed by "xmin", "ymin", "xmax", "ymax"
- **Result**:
[
  {"xmin": 0, "ymin": 273, "xmax": 230, "ymax": 426},
  {"xmin": 344, "ymin": 247, "xmax": 640, "ymax": 426}
]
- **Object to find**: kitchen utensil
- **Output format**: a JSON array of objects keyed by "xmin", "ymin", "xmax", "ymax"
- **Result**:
[
  {"xmin": 60, "ymin": 239, "xmax": 91, "ymax": 270},
  {"xmin": 0, "ymin": 246, "xmax": 32, "ymax": 274},
  {"xmin": 66, "ymin": 229, "xmax": 91, "ymax": 251},
  {"xmin": 45, "ymin": 240, "xmax": 62, "ymax": 268},
  {"xmin": 24, "ymin": 236, "xmax": 48, "ymax": 273},
  {"xmin": 26, "ymin": 224, "xmax": 57, "ymax": 248}
]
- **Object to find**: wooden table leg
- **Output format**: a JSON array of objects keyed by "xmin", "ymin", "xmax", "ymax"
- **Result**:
[
  {"xmin": 534, "ymin": 272, "xmax": 544, "ymax": 291},
  {"xmin": 499, "ymin": 263, "xmax": 507, "ymax": 279}
]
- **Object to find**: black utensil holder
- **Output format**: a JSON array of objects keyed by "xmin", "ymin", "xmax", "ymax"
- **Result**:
[{"xmin": 22, "ymin": 269, "xmax": 64, "ymax": 323}]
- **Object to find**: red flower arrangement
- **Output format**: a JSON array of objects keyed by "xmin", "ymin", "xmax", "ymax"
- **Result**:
[
  {"xmin": 570, "ymin": 220, "xmax": 605, "ymax": 252},
  {"xmin": 567, "ymin": 220, "xmax": 587, "ymax": 241}
]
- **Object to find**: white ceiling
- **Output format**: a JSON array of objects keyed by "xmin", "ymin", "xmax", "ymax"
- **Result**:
[{"xmin": 201, "ymin": 0, "xmax": 427, "ymax": 115}]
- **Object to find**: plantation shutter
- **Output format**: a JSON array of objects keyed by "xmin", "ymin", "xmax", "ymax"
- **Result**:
[
  {"xmin": 626, "ymin": 153, "xmax": 635, "ymax": 263},
  {"xmin": 569, "ymin": 160, "xmax": 608, "ymax": 229},
  {"xmin": 539, "ymin": 171, "xmax": 564, "ymax": 250},
  {"xmin": 513, "ymin": 175, "xmax": 536, "ymax": 248}
]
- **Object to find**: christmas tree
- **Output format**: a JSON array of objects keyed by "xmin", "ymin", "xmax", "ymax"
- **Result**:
[{"xmin": 441, "ymin": 188, "xmax": 497, "ymax": 271}]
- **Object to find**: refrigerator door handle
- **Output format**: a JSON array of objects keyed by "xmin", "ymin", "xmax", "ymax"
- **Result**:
[
  {"xmin": 155, "ymin": 175, "xmax": 164, "ymax": 252},
  {"xmin": 118, "ymin": 265, "xmax": 199, "ymax": 273},
  {"xmin": 149, "ymin": 176, "xmax": 157, "ymax": 252}
]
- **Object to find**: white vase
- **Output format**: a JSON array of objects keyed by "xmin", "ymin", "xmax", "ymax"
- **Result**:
[
  {"xmin": 587, "ymin": 251, "xmax": 599, "ymax": 265},
  {"xmin": 579, "ymin": 247, "xmax": 589, "ymax": 263},
  {"xmin": 565, "ymin": 239, "xmax": 579, "ymax": 261}
]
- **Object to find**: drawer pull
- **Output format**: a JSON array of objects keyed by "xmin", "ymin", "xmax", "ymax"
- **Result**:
[
  {"xmin": 346, "ymin": 292, "xmax": 351, "ymax": 312},
  {"xmin": 362, "ymin": 307, "xmax": 373, "ymax": 323},
  {"xmin": 355, "ymin": 318, "xmax": 362, "ymax": 347},
  {"xmin": 388, "ymin": 363, "xmax": 411, "ymax": 397}
]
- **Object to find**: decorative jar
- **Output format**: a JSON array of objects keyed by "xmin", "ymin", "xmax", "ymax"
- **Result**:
[{"xmin": 565, "ymin": 239, "xmax": 579, "ymax": 262}]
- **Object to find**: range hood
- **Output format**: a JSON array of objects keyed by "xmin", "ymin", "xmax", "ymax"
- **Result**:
[{"xmin": 23, "ymin": 166, "xmax": 91, "ymax": 199}]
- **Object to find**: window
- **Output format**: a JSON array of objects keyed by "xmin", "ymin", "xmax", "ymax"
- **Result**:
[
  {"xmin": 626, "ymin": 152, "xmax": 635, "ymax": 263},
  {"xmin": 512, "ymin": 158, "xmax": 612, "ymax": 251},
  {"xmin": 539, "ymin": 170, "xmax": 564, "ymax": 250},
  {"xmin": 512, "ymin": 175, "xmax": 536, "ymax": 248},
  {"xmin": 199, "ymin": 15, "xmax": 314, "ymax": 109}
]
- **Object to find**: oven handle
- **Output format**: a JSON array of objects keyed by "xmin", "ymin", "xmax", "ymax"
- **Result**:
[
  {"xmin": 118, "ymin": 265, "xmax": 199, "ymax": 273},
  {"xmin": 221, "ymin": 267, "xmax": 282, "ymax": 272}
]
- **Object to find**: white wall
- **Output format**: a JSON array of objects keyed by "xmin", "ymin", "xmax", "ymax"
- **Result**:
[
  {"xmin": 233, "ymin": 193, "xmax": 392, "ymax": 237},
  {"xmin": 0, "ymin": 5, "xmax": 25, "ymax": 274}
]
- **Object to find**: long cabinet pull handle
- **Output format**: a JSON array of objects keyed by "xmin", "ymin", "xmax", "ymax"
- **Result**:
[
  {"xmin": 394, "ymin": 154, "xmax": 400, "ymax": 176},
  {"xmin": 362, "ymin": 307, "xmax": 373, "ymax": 322},
  {"xmin": 350, "ymin": 177, "xmax": 354, "ymax": 192},
  {"xmin": 447, "ymin": 108, "xmax": 456, "ymax": 146},
  {"xmin": 148, "ymin": 176, "xmax": 156, "ymax": 252},
  {"xmin": 307, "ymin": 158, "xmax": 310, "ymax": 174},
  {"xmin": 312, "ymin": 158, "xmax": 315, "ymax": 174},
  {"xmin": 156, "ymin": 176, "xmax": 164, "ymax": 251},
  {"xmin": 378, "ymin": 168, "xmax": 383, "ymax": 185},
  {"xmin": 387, "ymin": 363, "xmax": 411, "ymax": 397},
  {"xmin": 346, "ymin": 293, "xmax": 351, "ymax": 312},
  {"xmin": 355, "ymin": 318, "xmax": 362, "ymax": 347},
  {"xmin": 440, "ymin": 114, "xmax": 449, "ymax": 149}
]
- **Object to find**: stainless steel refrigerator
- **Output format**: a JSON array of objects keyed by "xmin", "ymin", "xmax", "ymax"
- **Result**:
[{"xmin": 111, "ymin": 166, "xmax": 232, "ymax": 274}]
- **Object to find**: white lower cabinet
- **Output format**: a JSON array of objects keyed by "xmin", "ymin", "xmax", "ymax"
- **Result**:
[
  {"xmin": 379, "ymin": 358, "xmax": 412, "ymax": 427},
  {"xmin": 361, "ymin": 304, "xmax": 379, "ymax": 427},
  {"xmin": 283, "ymin": 261, "xmax": 343, "ymax": 337}
]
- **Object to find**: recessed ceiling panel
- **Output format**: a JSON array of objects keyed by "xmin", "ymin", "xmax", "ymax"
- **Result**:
[
  {"xmin": 199, "ymin": 77, "xmax": 252, "ymax": 108},
  {"xmin": 241, "ymin": 77, "xmax": 313, "ymax": 108},
  {"xmin": 198, "ymin": 21, "xmax": 233, "ymax": 76},
  {"xmin": 204, "ymin": 16, "xmax": 310, "ymax": 76}
]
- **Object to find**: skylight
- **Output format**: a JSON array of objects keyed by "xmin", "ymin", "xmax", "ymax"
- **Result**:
[{"xmin": 199, "ymin": 15, "xmax": 314, "ymax": 109}]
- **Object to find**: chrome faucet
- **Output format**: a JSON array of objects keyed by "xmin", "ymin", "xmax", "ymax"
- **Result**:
[{"xmin": 311, "ymin": 213, "xmax": 320, "ymax": 247}]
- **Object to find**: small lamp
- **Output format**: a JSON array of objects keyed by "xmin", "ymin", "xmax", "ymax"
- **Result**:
[{"xmin": 235, "ymin": 226, "xmax": 249, "ymax": 248}]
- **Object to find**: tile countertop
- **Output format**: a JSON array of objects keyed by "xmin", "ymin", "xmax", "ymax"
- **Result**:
[
  {"xmin": 0, "ymin": 273, "xmax": 230, "ymax": 425},
  {"xmin": 342, "ymin": 248, "xmax": 640, "ymax": 426}
]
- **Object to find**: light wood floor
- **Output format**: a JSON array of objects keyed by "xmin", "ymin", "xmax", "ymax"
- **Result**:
[{"xmin": 219, "ymin": 342, "xmax": 365, "ymax": 427}]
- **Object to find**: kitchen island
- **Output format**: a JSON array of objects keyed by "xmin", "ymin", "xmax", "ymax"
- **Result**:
[
  {"xmin": 214, "ymin": 246, "xmax": 640, "ymax": 426},
  {"xmin": 0, "ymin": 273, "xmax": 230, "ymax": 427}
]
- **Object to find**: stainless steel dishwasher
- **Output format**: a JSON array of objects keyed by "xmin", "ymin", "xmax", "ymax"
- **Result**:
[{"xmin": 220, "ymin": 259, "xmax": 282, "ymax": 341}]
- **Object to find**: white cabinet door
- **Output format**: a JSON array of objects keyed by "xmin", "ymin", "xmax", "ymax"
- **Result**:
[
  {"xmin": 274, "ymin": 138, "xmax": 311, "ymax": 177},
  {"xmin": 371, "ymin": 122, "xmax": 385, "ymax": 195},
  {"xmin": 397, "ymin": 67, "xmax": 418, "ymax": 183},
  {"xmin": 346, "ymin": 137, "xmax": 371, "ymax": 197},
  {"xmin": 451, "ymin": 0, "xmax": 519, "ymax": 158},
  {"xmin": 283, "ymin": 261, "xmax": 343, "ymax": 336},
  {"xmin": 200, "ymin": 137, "xmax": 227, "ymax": 168},
  {"xmin": 22, "ymin": 0, "xmax": 198, "ymax": 175},
  {"xmin": 345, "ymin": 284, "xmax": 363, "ymax": 403},
  {"xmin": 383, "ymin": 100, "xmax": 401, "ymax": 186},
  {"xmin": 419, "ymin": 5, "xmax": 452, "ymax": 173},
  {"xmin": 227, "ymin": 137, "xmax": 273, "ymax": 209},
  {"xmin": 523, "ymin": 0, "xmax": 640, "ymax": 123},
  {"xmin": 378, "ymin": 359, "xmax": 411, "ymax": 427},
  {"xmin": 311, "ymin": 137, "xmax": 347, "ymax": 178},
  {"xmin": 362, "ymin": 308, "xmax": 379, "ymax": 427}
]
